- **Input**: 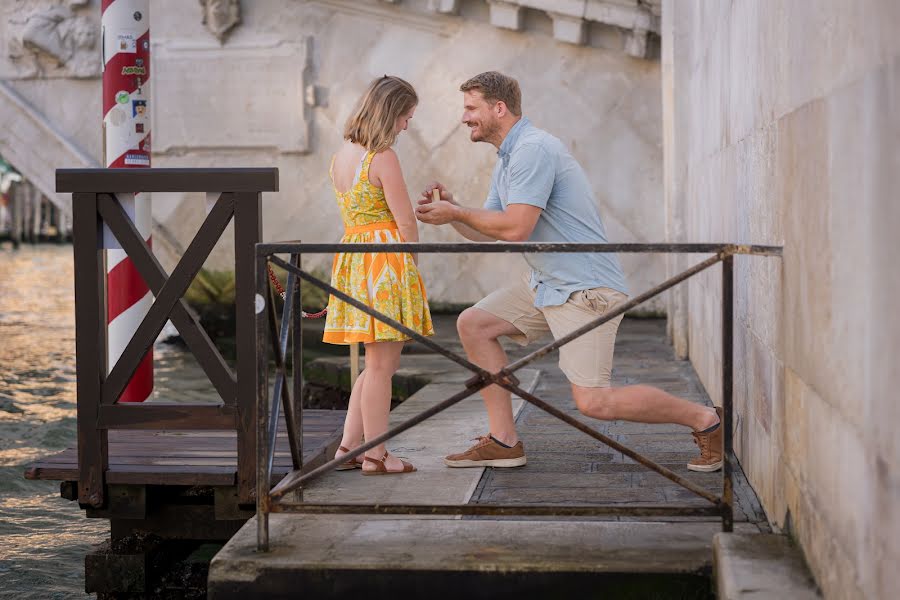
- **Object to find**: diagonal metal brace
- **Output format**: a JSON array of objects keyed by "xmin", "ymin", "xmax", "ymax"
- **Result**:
[{"xmin": 270, "ymin": 255, "xmax": 489, "ymax": 379}]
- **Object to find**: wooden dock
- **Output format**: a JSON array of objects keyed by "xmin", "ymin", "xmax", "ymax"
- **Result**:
[{"xmin": 25, "ymin": 411, "xmax": 345, "ymax": 488}]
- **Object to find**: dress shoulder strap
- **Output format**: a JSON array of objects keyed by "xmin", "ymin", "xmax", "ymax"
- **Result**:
[{"xmin": 360, "ymin": 150, "xmax": 376, "ymax": 182}]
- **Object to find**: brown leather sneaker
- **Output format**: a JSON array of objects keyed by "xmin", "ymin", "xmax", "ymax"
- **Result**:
[
  {"xmin": 688, "ymin": 407, "xmax": 724, "ymax": 472},
  {"xmin": 444, "ymin": 435, "xmax": 526, "ymax": 468}
]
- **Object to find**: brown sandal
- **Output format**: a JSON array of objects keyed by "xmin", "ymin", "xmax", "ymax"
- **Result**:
[
  {"xmin": 334, "ymin": 445, "xmax": 364, "ymax": 471},
  {"xmin": 361, "ymin": 452, "xmax": 416, "ymax": 476}
]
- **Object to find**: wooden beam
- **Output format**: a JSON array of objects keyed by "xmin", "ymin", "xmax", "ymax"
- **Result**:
[
  {"xmin": 234, "ymin": 192, "xmax": 262, "ymax": 505},
  {"xmin": 98, "ymin": 404, "xmax": 238, "ymax": 430},
  {"xmin": 57, "ymin": 168, "xmax": 279, "ymax": 193},
  {"xmin": 72, "ymin": 192, "xmax": 108, "ymax": 509}
]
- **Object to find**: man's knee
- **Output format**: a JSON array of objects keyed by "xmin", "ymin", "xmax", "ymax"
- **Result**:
[
  {"xmin": 573, "ymin": 385, "xmax": 616, "ymax": 421},
  {"xmin": 457, "ymin": 307, "xmax": 494, "ymax": 341}
]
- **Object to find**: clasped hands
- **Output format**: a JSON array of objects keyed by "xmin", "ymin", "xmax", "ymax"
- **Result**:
[{"xmin": 415, "ymin": 182, "xmax": 460, "ymax": 225}]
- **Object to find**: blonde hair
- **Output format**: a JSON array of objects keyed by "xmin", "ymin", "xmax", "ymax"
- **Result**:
[
  {"xmin": 344, "ymin": 75, "xmax": 418, "ymax": 152},
  {"xmin": 459, "ymin": 71, "xmax": 522, "ymax": 116}
]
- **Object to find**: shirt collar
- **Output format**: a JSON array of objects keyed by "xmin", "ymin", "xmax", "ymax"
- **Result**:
[{"xmin": 497, "ymin": 116, "xmax": 530, "ymax": 160}]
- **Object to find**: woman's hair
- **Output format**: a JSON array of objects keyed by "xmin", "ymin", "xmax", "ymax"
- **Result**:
[{"xmin": 344, "ymin": 75, "xmax": 418, "ymax": 152}]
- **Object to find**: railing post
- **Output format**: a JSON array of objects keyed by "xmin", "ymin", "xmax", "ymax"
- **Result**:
[
  {"xmin": 291, "ymin": 253, "xmax": 304, "ymax": 498},
  {"xmin": 256, "ymin": 252, "xmax": 270, "ymax": 552},
  {"xmin": 72, "ymin": 192, "xmax": 108, "ymax": 508},
  {"xmin": 721, "ymin": 253, "xmax": 734, "ymax": 532},
  {"xmin": 235, "ymin": 191, "xmax": 262, "ymax": 505}
]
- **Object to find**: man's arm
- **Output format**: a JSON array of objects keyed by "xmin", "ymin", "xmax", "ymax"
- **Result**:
[
  {"xmin": 451, "ymin": 203, "xmax": 542, "ymax": 242},
  {"xmin": 418, "ymin": 183, "xmax": 495, "ymax": 241},
  {"xmin": 417, "ymin": 183, "xmax": 543, "ymax": 242}
]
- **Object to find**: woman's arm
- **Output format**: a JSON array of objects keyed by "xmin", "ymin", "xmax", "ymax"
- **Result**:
[{"xmin": 370, "ymin": 149, "xmax": 420, "ymax": 259}]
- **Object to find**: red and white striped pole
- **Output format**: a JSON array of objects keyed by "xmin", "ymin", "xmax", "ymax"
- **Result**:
[{"xmin": 101, "ymin": 0, "xmax": 152, "ymax": 403}]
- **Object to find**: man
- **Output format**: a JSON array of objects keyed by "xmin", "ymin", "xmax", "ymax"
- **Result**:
[{"xmin": 415, "ymin": 71, "xmax": 723, "ymax": 472}]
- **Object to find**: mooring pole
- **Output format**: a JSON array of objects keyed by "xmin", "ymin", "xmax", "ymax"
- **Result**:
[{"xmin": 101, "ymin": 0, "xmax": 153, "ymax": 402}]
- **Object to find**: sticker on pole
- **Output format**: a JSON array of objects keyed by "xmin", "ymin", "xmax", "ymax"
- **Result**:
[
  {"xmin": 255, "ymin": 294, "xmax": 266, "ymax": 314},
  {"xmin": 116, "ymin": 31, "xmax": 138, "ymax": 53}
]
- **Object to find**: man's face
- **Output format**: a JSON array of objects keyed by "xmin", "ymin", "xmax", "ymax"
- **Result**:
[{"xmin": 461, "ymin": 90, "xmax": 500, "ymax": 143}]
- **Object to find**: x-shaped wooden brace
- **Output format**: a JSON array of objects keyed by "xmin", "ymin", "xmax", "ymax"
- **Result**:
[{"xmin": 97, "ymin": 192, "xmax": 237, "ymax": 406}]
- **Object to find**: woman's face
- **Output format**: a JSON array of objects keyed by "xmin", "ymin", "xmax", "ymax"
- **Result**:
[{"xmin": 394, "ymin": 105, "xmax": 416, "ymax": 136}]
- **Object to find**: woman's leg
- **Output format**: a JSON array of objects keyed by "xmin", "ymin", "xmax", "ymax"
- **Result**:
[
  {"xmin": 359, "ymin": 340, "xmax": 408, "ymax": 472},
  {"xmin": 336, "ymin": 369, "xmax": 367, "ymax": 462}
]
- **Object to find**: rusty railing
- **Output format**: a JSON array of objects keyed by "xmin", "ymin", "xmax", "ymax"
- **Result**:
[{"xmin": 253, "ymin": 241, "xmax": 783, "ymax": 551}]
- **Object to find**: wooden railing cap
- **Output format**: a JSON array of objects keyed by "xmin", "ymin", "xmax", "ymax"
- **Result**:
[{"xmin": 56, "ymin": 168, "xmax": 279, "ymax": 193}]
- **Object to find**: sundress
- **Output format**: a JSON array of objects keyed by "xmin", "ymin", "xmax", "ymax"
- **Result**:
[{"xmin": 322, "ymin": 149, "xmax": 434, "ymax": 344}]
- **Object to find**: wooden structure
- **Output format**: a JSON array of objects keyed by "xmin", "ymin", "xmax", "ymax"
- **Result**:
[{"xmin": 23, "ymin": 168, "xmax": 345, "ymax": 594}]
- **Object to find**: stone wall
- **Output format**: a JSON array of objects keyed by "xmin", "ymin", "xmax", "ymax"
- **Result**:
[
  {"xmin": 662, "ymin": 1, "xmax": 899, "ymax": 597},
  {"xmin": 0, "ymin": 0, "xmax": 665, "ymax": 308}
]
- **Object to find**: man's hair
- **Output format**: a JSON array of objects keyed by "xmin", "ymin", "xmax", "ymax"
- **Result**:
[
  {"xmin": 344, "ymin": 75, "xmax": 418, "ymax": 152},
  {"xmin": 459, "ymin": 71, "xmax": 522, "ymax": 116}
]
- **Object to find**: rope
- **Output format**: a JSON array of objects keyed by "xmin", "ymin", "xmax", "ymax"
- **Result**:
[{"xmin": 267, "ymin": 264, "xmax": 327, "ymax": 319}]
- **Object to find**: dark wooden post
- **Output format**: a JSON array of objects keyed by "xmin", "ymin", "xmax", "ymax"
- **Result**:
[
  {"xmin": 235, "ymin": 191, "xmax": 262, "ymax": 505},
  {"xmin": 72, "ymin": 192, "xmax": 108, "ymax": 508}
]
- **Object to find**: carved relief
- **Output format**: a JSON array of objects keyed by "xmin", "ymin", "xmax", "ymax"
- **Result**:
[
  {"xmin": 7, "ymin": 0, "xmax": 99, "ymax": 79},
  {"xmin": 199, "ymin": 0, "xmax": 241, "ymax": 44}
]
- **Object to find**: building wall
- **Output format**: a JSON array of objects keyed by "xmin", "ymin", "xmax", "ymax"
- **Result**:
[
  {"xmin": 1, "ymin": 0, "xmax": 665, "ymax": 308},
  {"xmin": 662, "ymin": 1, "xmax": 899, "ymax": 597}
]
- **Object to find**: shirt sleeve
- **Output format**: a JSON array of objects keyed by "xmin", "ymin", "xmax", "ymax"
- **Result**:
[{"xmin": 506, "ymin": 143, "xmax": 555, "ymax": 209}]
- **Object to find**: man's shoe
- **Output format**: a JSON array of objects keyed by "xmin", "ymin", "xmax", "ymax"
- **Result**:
[
  {"xmin": 444, "ymin": 435, "xmax": 526, "ymax": 468},
  {"xmin": 687, "ymin": 407, "xmax": 724, "ymax": 472}
]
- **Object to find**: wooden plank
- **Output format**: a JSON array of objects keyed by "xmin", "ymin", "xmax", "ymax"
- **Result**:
[
  {"xmin": 56, "ymin": 168, "xmax": 279, "ymax": 193},
  {"xmin": 97, "ymin": 194, "xmax": 237, "ymax": 404},
  {"xmin": 72, "ymin": 191, "xmax": 108, "ymax": 508},
  {"xmin": 102, "ymin": 194, "xmax": 236, "ymax": 406},
  {"xmin": 98, "ymin": 404, "xmax": 238, "ymax": 430},
  {"xmin": 25, "ymin": 410, "xmax": 346, "ymax": 485},
  {"xmin": 107, "ymin": 466, "xmax": 236, "ymax": 486}
]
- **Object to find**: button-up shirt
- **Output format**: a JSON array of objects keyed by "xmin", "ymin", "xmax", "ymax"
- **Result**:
[{"xmin": 485, "ymin": 117, "xmax": 628, "ymax": 307}]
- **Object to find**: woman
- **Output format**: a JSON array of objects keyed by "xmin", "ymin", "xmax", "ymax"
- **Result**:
[{"xmin": 322, "ymin": 75, "xmax": 434, "ymax": 475}]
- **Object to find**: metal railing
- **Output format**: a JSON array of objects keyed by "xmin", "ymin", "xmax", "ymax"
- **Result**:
[{"xmin": 253, "ymin": 242, "xmax": 783, "ymax": 551}]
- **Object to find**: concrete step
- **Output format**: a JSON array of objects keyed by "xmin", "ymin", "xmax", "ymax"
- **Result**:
[
  {"xmin": 714, "ymin": 533, "xmax": 821, "ymax": 599},
  {"xmin": 207, "ymin": 364, "xmax": 754, "ymax": 599},
  {"xmin": 208, "ymin": 515, "xmax": 755, "ymax": 599}
]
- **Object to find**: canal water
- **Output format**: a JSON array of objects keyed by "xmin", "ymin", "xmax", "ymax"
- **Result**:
[{"xmin": 0, "ymin": 245, "xmax": 214, "ymax": 599}]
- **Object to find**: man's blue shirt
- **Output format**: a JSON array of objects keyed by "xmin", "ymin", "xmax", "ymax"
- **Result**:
[{"xmin": 484, "ymin": 116, "xmax": 628, "ymax": 307}]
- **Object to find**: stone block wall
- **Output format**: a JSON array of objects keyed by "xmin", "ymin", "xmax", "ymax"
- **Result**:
[{"xmin": 662, "ymin": 1, "xmax": 899, "ymax": 597}]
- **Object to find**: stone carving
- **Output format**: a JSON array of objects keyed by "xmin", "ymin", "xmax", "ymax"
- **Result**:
[
  {"xmin": 199, "ymin": 0, "xmax": 242, "ymax": 44},
  {"xmin": 7, "ymin": 1, "xmax": 99, "ymax": 79}
]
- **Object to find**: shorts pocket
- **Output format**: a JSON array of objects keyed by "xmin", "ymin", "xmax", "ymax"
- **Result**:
[{"xmin": 573, "ymin": 289, "xmax": 610, "ymax": 314}]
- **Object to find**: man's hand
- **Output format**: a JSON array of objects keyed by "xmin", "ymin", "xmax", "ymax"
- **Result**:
[
  {"xmin": 416, "ymin": 199, "xmax": 460, "ymax": 225},
  {"xmin": 419, "ymin": 181, "xmax": 457, "ymax": 207}
]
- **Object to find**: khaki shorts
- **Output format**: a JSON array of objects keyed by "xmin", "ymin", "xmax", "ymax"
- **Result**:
[{"xmin": 474, "ymin": 276, "xmax": 628, "ymax": 388}]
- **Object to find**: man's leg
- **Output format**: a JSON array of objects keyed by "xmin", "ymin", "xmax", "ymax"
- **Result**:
[
  {"xmin": 444, "ymin": 279, "xmax": 549, "ymax": 468},
  {"xmin": 571, "ymin": 384, "xmax": 718, "ymax": 431},
  {"xmin": 546, "ymin": 287, "xmax": 723, "ymax": 471},
  {"xmin": 456, "ymin": 307, "xmax": 525, "ymax": 446}
]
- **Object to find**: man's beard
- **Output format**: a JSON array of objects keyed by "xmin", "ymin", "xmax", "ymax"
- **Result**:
[{"xmin": 471, "ymin": 119, "xmax": 499, "ymax": 143}]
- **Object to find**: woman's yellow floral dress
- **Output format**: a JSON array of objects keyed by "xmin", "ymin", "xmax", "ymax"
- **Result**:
[{"xmin": 323, "ymin": 150, "xmax": 434, "ymax": 344}]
